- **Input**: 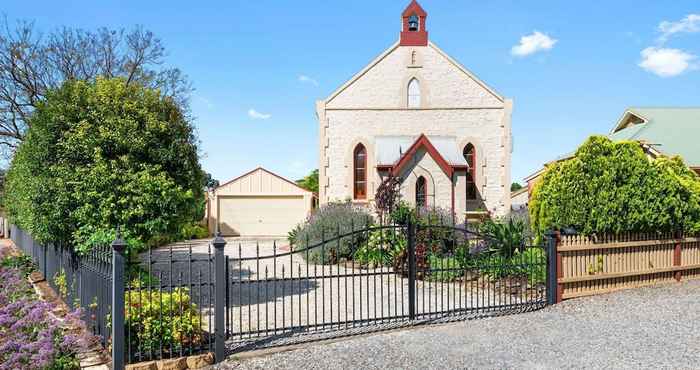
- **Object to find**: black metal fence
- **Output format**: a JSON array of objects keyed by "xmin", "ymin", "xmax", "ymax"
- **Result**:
[
  {"xmin": 225, "ymin": 221, "xmax": 551, "ymax": 351},
  {"xmin": 10, "ymin": 225, "xmax": 113, "ymax": 346},
  {"xmin": 8, "ymin": 222, "xmax": 559, "ymax": 369},
  {"xmin": 122, "ymin": 243, "xmax": 215, "ymax": 364}
]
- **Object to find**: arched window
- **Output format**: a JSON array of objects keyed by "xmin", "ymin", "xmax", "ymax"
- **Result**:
[
  {"xmin": 463, "ymin": 143, "xmax": 477, "ymax": 200},
  {"xmin": 415, "ymin": 176, "xmax": 427, "ymax": 209},
  {"xmin": 408, "ymin": 78, "xmax": 420, "ymax": 108},
  {"xmin": 353, "ymin": 144, "xmax": 367, "ymax": 200},
  {"xmin": 408, "ymin": 14, "xmax": 419, "ymax": 31}
]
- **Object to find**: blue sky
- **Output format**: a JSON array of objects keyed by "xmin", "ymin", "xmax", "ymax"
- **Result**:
[{"xmin": 3, "ymin": 1, "xmax": 699, "ymax": 184}]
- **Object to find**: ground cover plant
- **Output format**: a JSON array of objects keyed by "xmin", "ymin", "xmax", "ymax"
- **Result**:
[{"xmin": 0, "ymin": 247, "xmax": 94, "ymax": 369}]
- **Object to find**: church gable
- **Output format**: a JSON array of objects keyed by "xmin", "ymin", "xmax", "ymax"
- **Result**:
[
  {"xmin": 324, "ymin": 1, "xmax": 504, "ymax": 109},
  {"xmin": 325, "ymin": 45, "xmax": 503, "ymax": 109},
  {"xmin": 323, "ymin": 2, "xmax": 503, "ymax": 110}
]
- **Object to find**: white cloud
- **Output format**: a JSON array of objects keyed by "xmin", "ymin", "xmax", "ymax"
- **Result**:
[
  {"xmin": 298, "ymin": 75, "xmax": 319, "ymax": 86},
  {"xmin": 511, "ymin": 31, "xmax": 557, "ymax": 57},
  {"xmin": 248, "ymin": 108, "xmax": 271, "ymax": 120},
  {"xmin": 658, "ymin": 14, "xmax": 700, "ymax": 43},
  {"xmin": 638, "ymin": 47, "xmax": 697, "ymax": 77}
]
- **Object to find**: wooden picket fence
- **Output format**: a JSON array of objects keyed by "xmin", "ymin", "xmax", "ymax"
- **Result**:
[{"xmin": 553, "ymin": 232, "xmax": 700, "ymax": 301}]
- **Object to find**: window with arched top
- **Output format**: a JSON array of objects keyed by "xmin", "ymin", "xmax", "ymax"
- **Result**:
[
  {"xmin": 463, "ymin": 143, "xmax": 477, "ymax": 200},
  {"xmin": 353, "ymin": 144, "xmax": 367, "ymax": 200},
  {"xmin": 408, "ymin": 78, "xmax": 420, "ymax": 108},
  {"xmin": 415, "ymin": 176, "xmax": 427, "ymax": 208}
]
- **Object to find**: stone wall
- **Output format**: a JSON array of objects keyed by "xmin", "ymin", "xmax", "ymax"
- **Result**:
[{"xmin": 317, "ymin": 42, "xmax": 512, "ymax": 217}]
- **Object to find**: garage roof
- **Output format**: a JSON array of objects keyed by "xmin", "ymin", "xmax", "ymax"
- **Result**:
[{"xmin": 216, "ymin": 167, "xmax": 313, "ymax": 196}]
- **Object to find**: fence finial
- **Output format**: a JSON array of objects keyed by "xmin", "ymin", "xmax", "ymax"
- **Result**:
[{"xmin": 111, "ymin": 226, "xmax": 127, "ymax": 253}]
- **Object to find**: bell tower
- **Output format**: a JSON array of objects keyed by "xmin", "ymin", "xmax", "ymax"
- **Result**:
[{"xmin": 400, "ymin": 0, "xmax": 428, "ymax": 46}]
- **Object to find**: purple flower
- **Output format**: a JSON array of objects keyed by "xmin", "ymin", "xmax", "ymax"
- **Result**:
[{"xmin": 0, "ymin": 246, "xmax": 97, "ymax": 369}]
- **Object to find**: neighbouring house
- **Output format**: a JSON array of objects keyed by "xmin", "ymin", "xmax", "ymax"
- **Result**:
[
  {"xmin": 316, "ymin": 0, "xmax": 513, "ymax": 221},
  {"xmin": 510, "ymin": 187, "xmax": 528, "ymax": 211},
  {"xmin": 524, "ymin": 107, "xmax": 700, "ymax": 195},
  {"xmin": 207, "ymin": 167, "xmax": 316, "ymax": 237}
]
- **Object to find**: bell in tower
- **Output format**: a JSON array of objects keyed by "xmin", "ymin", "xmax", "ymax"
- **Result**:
[{"xmin": 400, "ymin": 1, "xmax": 428, "ymax": 46}]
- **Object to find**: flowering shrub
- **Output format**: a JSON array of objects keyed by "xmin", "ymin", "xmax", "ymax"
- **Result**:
[
  {"xmin": 0, "ymin": 248, "xmax": 93, "ymax": 370},
  {"xmin": 290, "ymin": 201, "xmax": 374, "ymax": 264},
  {"xmin": 125, "ymin": 287, "xmax": 202, "ymax": 356}
]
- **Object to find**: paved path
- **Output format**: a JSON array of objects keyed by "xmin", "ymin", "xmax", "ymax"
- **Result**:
[{"xmin": 218, "ymin": 279, "xmax": 700, "ymax": 370}]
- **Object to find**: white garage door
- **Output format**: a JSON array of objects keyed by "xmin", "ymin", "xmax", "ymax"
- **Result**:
[{"xmin": 218, "ymin": 195, "xmax": 307, "ymax": 236}]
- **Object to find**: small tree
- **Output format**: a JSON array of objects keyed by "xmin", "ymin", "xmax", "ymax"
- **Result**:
[
  {"xmin": 296, "ymin": 169, "xmax": 319, "ymax": 193},
  {"xmin": 510, "ymin": 182, "xmax": 523, "ymax": 192},
  {"xmin": 375, "ymin": 175, "xmax": 401, "ymax": 224},
  {"xmin": 530, "ymin": 136, "xmax": 700, "ymax": 239},
  {"xmin": 3, "ymin": 78, "xmax": 204, "ymax": 253}
]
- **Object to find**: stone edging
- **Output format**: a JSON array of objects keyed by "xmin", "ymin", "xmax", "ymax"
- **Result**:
[{"xmin": 125, "ymin": 353, "xmax": 214, "ymax": 370}]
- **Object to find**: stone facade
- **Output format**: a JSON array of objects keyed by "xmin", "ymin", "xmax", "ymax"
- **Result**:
[{"xmin": 316, "ymin": 5, "xmax": 512, "ymax": 219}]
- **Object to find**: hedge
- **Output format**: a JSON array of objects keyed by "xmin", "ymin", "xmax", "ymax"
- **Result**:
[{"xmin": 530, "ymin": 136, "xmax": 700, "ymax": 238}]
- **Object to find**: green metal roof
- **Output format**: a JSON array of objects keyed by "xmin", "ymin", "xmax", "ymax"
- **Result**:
[{"xmin": 608, "ymin": 107, "xmax": 700, "ymax": 167}]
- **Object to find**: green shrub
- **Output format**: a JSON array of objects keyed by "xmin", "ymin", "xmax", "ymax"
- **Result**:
[
  {"xmin": 291, "ymin": 201, "xmax": 374, "ymax": 264},
  {"xmin": 125, "ymin": 287, "xmax": 202, "ymax": 355},
  {"xmin": 3, "ymin": 78, "xmax": 205, "ymax": 253},
  {"xmin": 479, "ymin": 217, "xmax": 527, "ymax": 258},
  {"xmin": 530, "ymin": 136, "xmax": 700, "ymax": 239},
  {"xmin": 427, "ymin": 254, "xmax": 461, "ymax": 282},
  {"xmin": 353, "ymin": 229, "xmax": 406, "ymax": 267},
  {"xmin": 510, "ymin": 248, "xmax": 546, "ymax": 284},
  {"xmin": 179, "ymin": 223, "xmax": 209, "ymax": 240}
]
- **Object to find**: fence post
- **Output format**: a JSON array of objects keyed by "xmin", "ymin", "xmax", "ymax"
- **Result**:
[
  {"xmin": 111, "ymin": 231, "xmax": 127, "ymax": 370},
  {"xmin": 407, "ymin": 220, "xmax": 416, "ymax": 320},
  {"xmin": 674, "ymin": 230, "xmax": 683, "ymax": 282},
  {"xmin": 545, "ymin": 230, "xmax": 560, "ymax": 305},
  {"xmin": 212, "ymin": 232, "xmax": 227, "ymax": 362}
]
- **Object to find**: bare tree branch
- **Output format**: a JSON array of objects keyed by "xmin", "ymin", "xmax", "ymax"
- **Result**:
[{"xmin": 0, "ymin": 17, "xmax": 192, "ymax": 157}]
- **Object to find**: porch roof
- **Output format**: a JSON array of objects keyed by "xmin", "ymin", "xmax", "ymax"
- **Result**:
[{"xmin": 375, "ymin": 135, "xmax": 468, "ymax": 167}]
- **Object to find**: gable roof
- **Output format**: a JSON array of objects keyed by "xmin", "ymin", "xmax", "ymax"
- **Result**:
[
  {"xmin": 608, "ymin": 107, "xmax": 700, "ymax": 165},
  {"xmin": 322, "ymin": 41, "xmax": 504, "ymax": 106},
  {"xmin": 402, "ymin": 0, "xmax": 427, "ymax": 17},
  {"xmin": 378, "ymin": 134, "xmax": 468, "ymax": 177},
  {"xmin": 215, "ymin": 167, "xmax": 313, "ymax": 194}
]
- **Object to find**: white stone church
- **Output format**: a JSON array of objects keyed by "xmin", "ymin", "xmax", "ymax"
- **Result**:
[{"xmin": 316, "ymin": 0, "xmax": 513, "ymax": 220}]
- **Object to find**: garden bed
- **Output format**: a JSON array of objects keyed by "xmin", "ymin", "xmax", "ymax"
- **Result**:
[{"xmin": 0, "ymin": 240, "xmax": 103, "ymax": 369}]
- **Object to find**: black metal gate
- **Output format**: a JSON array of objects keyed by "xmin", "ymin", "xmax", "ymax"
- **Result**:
[{"xmin": 225, "ymin": 221, "xmax": 548, "ymax": 352}]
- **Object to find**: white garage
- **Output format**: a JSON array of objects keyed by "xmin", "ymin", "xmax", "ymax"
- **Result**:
[{"xmin": 208, "ymin": 167, "xmax": 315, "ymax": 237}]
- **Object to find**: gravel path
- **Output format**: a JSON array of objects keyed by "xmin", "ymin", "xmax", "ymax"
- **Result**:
[
  {"xmin": 148, "ymin": 238, "xmax": 544, "ymax": 342},
  {"xmin": 217, "ymin": 279, "xmax": 700, "ymax": 370}
]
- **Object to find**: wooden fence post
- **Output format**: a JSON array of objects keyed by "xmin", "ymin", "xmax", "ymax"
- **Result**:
[{"xmin": 674, "ymin": 231, "xmax": 682, "ymax": 282}]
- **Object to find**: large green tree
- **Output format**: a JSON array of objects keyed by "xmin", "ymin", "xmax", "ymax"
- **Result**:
[
  {"xmin": 530, "ymin": 136, "xmax": 700, "ymax": 238},
  {"xmin": 3, "ymin": 77, "xmax": 204, "ymax": 252}
]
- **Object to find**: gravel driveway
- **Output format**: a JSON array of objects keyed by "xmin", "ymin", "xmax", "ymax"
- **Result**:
[{"xmin": 217, "ymin": 279, "xmax": 700, "ymax": 370}]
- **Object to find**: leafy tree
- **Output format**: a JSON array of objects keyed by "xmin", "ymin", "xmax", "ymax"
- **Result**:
[
  {"xmin": 510, "ymin": 182, "xmax": 523, "ymax": 192},
  {"xmin": 296, "ymin": 169, "xmax": 319, "ymax": 193},
  {"xmin": 530, "ymin": 136, "xmax": 700, "ymax": 238},
  {"xmin": 3, "ymin": 78, "xmax": 204, "ymax": 253},
  {"xmin": 205, "ymin": 173, "xmax": 220, "ymax": 191},
  {"xmin": 0, "ymin": 20, "xmax": 190, "ymax": 156}
]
